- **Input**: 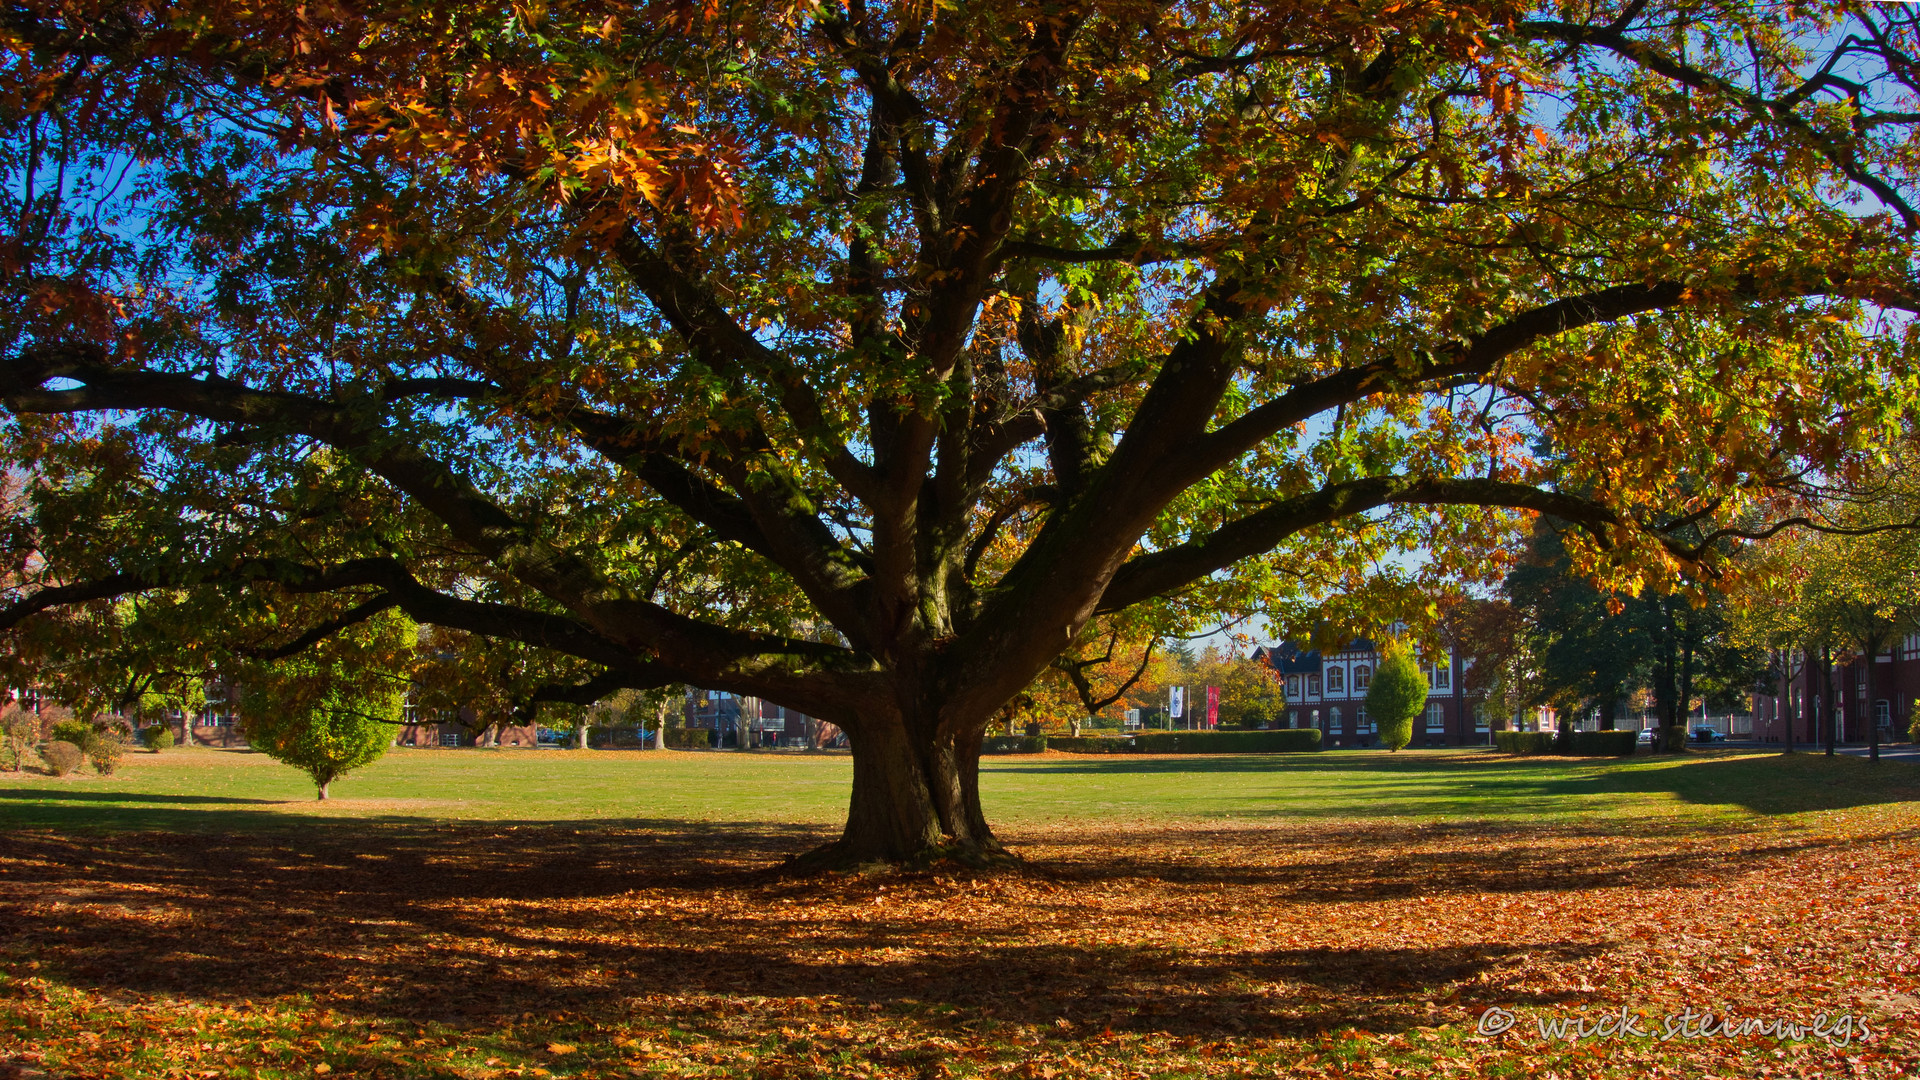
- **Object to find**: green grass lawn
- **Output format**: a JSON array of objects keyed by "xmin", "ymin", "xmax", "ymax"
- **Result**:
[
  {"xmin": 3, "ymin": 743, "xmax": 1916, "ymax": 834},
  {"xmin": 6, "ymin": 745, "xmax": 1919, "ymax": 1080}
]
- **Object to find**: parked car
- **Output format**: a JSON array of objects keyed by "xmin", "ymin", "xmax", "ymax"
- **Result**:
[
  {"xmin": 1637, "ymin": 729, "xmax": 1656, "ymax": 744},
  {"xmin": 1691, "ymin": 726, "xmax": 1725, "ymax": 743}
]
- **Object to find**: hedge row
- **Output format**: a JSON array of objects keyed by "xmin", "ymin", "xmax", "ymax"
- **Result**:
[
  {"xmin": 1133, "ymin": 729, "xmax": 1322, "ymax": 754},
  {"xmin": 987, "ymin": 730, "xmax": 1326, "ymax": 755},
  {"xmin": 665, "ymin": 728, "xmax": 714, "ymax": 749},
  {"xmin": 1044, "ymin": 735, "xmax": 1138, "ymax": 753},
  {"xmin": 1493, "ymin": 731, "xmax": 1557, "ymax": 755},
  {"xmin": 1494, "ymin": 729, "xmax": 1639, "ymax": 756},
  {"xmin": 1568, "ymin": 730, "xmax": 1640, "ymax": 756},
  {"xmin": 982, "ymin": 735, "xmax": 1048, "ymax": 754}
]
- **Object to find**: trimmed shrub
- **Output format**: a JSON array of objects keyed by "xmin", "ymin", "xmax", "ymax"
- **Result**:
[
  {"xmin": 139, "ymin": 725, "xmax": 175, "ymax": 752},
  {"xmin": 1494, "ymin": 730, "xmax": 1558, "ymax": 755},
  {"xmin": 1569, "ymin": 730, "xmax": 1639, "ymax": 756},
  {"xmin": 981, "ymin": 735, "xmax": 1047, "ymax": 754},
  {"xmin": 87, "ymin": 732, "xmax": 127, "ymax": 775},
  {"xmin": 1908, "ymin": 701, "xmax": 1920, "ymax": 744},
  {"xmin": 665, "ymin": 727, "xmax": 714, "ymax": 749},
  {"xmin": 1366, "ymin": 643, "xmax": 1426, "ymax": 752},
  {"xmin": 39, "ymin": 740, "xmax": 83, "ymax": 776},
  {"xmin": 1047, "ymin": 735, "xmax": 1137, "ymax": 753},
  {"xmin": 1132, "ymin": 729, "xmax": 1322, "ymax": 754},
  {"xmin": 49, "ymin": 719, "xmax": 95, "ymax": 752}
]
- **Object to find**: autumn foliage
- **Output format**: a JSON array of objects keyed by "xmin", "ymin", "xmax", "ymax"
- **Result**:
[{"xmin": 1, "ymin": 0, "xmax": 1918, "ymax": 864}]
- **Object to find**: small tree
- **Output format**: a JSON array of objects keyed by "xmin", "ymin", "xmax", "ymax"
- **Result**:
[
  {"xmin": 1, "ymin": 706, "xmax": 34, "ymax": 770},
  {"xmin": 1367, "ymin": 644, "xmax": 1427, "ymax": 752},
  {"xmin": 240, "ymin": 612, "xmax": 411, "ymax": 799},
  {"xmin": 139, "ymin": 725, "xmax": 175, "ymax": 752},
  {"xmin": 86, "ymin": 725, "xmax": 127, "ymax": 776},
  {"xmin": 244, "ymin": 680, "xmax": 402, "ymax": 799}
]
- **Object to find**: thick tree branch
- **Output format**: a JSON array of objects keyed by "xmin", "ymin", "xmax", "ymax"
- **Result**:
[
  {"xmin": 612, "ymin": 229, "xmax": 876, "ymax": 500},
  {"xmin": 1186, "ymin": 280, "xmax": 1693, "ymax": 488},
  {"xmin": 240, "ymin": 592, "xmax": 404, "ymax": 661},
  {"xmin": 1095, "ymin": 477, "xmax": 1631, "ymax": 615},
  {"xmin": 0, "ymin": 572, "xmax": 147, "ymax": 633},
  {"xmin": 0, "ymin": 363, "xmax": 877, "ymax": 681}
]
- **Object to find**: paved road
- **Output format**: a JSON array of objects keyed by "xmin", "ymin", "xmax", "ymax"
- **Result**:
[
  {"xmin": 1836, "ymin": 744, "xmax": 1920, "ymax": 761},
  {"xmin": 1714, "ymin": 741, "xmax": 1920, "ymax": 761}
]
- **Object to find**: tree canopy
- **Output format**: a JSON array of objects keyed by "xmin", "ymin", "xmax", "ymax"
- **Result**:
[{"xmin": 1, "ymin": 0, "xmax": 1917, "ymax": 863}]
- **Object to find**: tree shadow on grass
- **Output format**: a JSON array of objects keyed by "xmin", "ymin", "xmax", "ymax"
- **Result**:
[
  {"xmin": 1575, "ymin": 751, "xmax": 1920, "ymax": 816},
  {"xmin": 0, "ymin": 789, "xmax": 284, "ymax": 805},
  {"xmin": 0, "ymin": 816, "xmax": 1810, "ymax": 1047},
  {"xmin": 1001, "ymin": 748, "xmax": 1920, "ymax": 820}
]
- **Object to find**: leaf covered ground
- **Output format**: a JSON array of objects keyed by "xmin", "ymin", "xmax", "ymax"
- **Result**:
[{"xmin": 2, "ymin": 749, "xmax": 1917, "ymax": 1079}]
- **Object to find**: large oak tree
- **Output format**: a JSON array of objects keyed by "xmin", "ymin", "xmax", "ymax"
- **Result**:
[{"xmin": 1, "ymin": 0, "xmax": 1917, "ymax": 864}]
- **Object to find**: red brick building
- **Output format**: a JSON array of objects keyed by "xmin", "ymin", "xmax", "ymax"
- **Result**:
[
  {"xmin": 1749, "ymin": 632, "xmax": 1920, "ymax": 745},
  {"xmin": 1252, "ymin": 639, "xmax": 1491, "ymax": 748}
]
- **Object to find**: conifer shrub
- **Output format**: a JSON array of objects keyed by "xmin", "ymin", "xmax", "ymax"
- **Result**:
[{"xmin": 1366, "ymin": 643, "xmax": 1427, "ymax": 752}]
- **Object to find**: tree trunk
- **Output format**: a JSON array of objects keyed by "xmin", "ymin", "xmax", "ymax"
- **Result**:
[
  {"xmin": 316, "ymin": 780, "xmax": 330, "ymax": 800},
  {"xmin": 1781, "ymin": 650, "xmax": 1796, "ymax": 755},
  {"xmin": 1599, "ymin": 696, "xmax": 1618, "ymax": 731},
  {"xmin": 790, "ymin": 710, "xmax": 1008, "ymax": 870},
  {"xmin": 1679, "ymin": 632, "xmax": 1697, "ymax": 736},
  {"xmin": 738, "ymin": 696, "xmax": 758, "ymax": 751},
  {"xmin": 1823, "ymin": 646, "xmax": 1837, "ymax": 756},
  {"xmin": 1866, "ymin": 637, "xmax": 1883, "ymax": 763},
  {"xmin": 576, "ymin": 722, "xmax": 589, "ymax": 750}
]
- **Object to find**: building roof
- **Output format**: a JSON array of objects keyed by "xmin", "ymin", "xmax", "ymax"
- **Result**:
[{"xmin": 1251, "ymin": 638, "xmax": 1379, "ymax": 673}]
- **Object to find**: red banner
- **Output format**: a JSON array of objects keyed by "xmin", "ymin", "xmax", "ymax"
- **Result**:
[{"xmin": 1206, "ymin": 686, "xmax": 1220, "ymax": 729}]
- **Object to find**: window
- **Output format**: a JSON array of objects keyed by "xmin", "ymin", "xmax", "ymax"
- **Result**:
[
  {"xmin": 1354, "ymin": 665, "xmax": 1371, "ymax": 690},
  {"xmin": 1287, "ymin": 675, "xmax": 1300, "ymax": 697},
  {"xmin": 1311, "ymin": 709, "xmax": 1321, "ymax": 731},
  {"xmin": 440, "ymin": 731, "xmax": 461, "ymax": 747},
  {"xmin": 1877, "ymin": 700, "xmax": 1892, "ymax": 726},
  {"xmin": 1357, "ymin": 706, "xmax": 1373, "ymax": 733},
  {"xmin": 1308, "ymin": 674, "xmax": 1321, "ymax": 697},
  {"xmin": 1425, "ymin": 702, "xmax": 1445, "ymax": 732},
  {"xmin": 1474, "ymin": 703, "xmax": 1488, "ymax": 731},
  {"xmin": 1329, "ymin": 707, "xmax": 1342, "ymax": 732},
  {"xmin": 1287, "ymin": 709, "xmax": 1299, "ymax": 728},
  {"xmin": 1326, "ymin": 667, "xmax": 1344, "ymax": 693},
  {"xmin": 1434, "ymin": 661, "xmax": 1451, "ymax": 690}
]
